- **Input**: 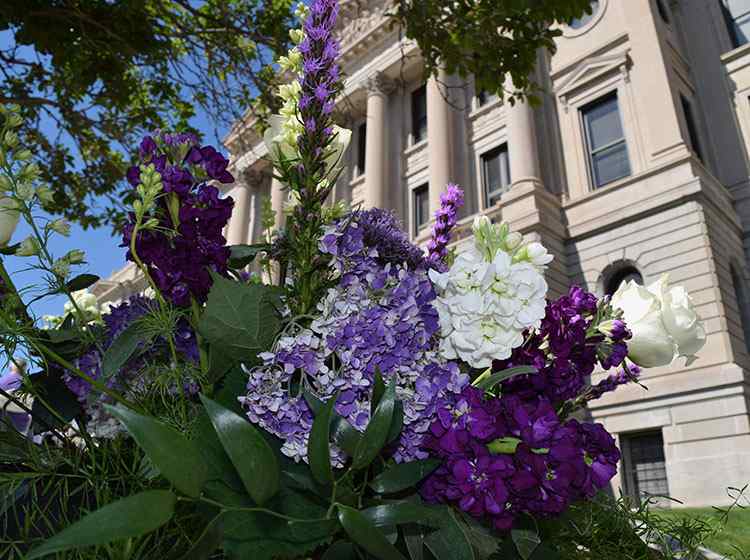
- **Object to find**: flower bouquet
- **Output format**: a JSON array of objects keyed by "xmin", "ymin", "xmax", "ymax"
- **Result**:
[{"xmin": 0, "ymin": 1, "xmax": 713, "ymax": 559}]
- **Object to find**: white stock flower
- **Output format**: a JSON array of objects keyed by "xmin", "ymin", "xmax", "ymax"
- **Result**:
[
  {"xmin": 0, "ymin": 197, "xmax": 19, "ymax": 247},
  {"xmin": 64, "ymin": 290, "xmax": 103, "ymax": 324},
  {"xmin": 611, "ymin": 274, "xmax": 706, "ymax": 368},
  {"xmin": 430, "ymin": 223, "xmax": 549, "ymax": 368}
]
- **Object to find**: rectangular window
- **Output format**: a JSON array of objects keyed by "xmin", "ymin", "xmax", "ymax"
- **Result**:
[
  {"xmin": 622, "ymin": 431, "xmax": 669, "ymax": 502},
  {"xmin": 413, "ymin": 183, "xmax": 429, "ymax": 235},
  {"xmin": 477, "ymin": 90, "xmax": 498, "ymax": 107},
  {"xmin": 680, "ymin": 95, "xmax": 704, "ymax": 162},
  {"xmin": 481, "ymin": 144, "xmax": 511, "ymax": 207},
  {"xmin": 582, "ymin": 93, "xmax": 631, "ymax": 188},
  {"xmin": 722, "ymin": 0, "xmax": 750, "ymax": 48},
  {"xmin": 412, "ymin": 85, "xmax": 428, "ymax": 144},
  {"xmin": 356, "ymin": 122, "xmax": 367, "ymax": 177}
]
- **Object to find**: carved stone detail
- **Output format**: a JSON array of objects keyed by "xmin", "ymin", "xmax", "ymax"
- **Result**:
[{"xmin": 365, "ymin": 72, "xmax": 395, "ymax": 96}]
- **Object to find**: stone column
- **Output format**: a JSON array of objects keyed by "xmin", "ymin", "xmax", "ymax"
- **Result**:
[
  {"xmin": 270, "ymin": 177, "xmax": 286, "ymax": 231},
  {"xmin": 364, "ymin": 72, "xmax": 394, "ymax": 209},
  {"xmin": 507, "ymin": 97, "xmax": 542, "ymax": 187},
  {"xmin": 226, "ymin": 182, "xmax": 250, "ymax": 245},
  {"xmin": 427, "ymin": 71, "xmax": 454, "ymax": 214}
]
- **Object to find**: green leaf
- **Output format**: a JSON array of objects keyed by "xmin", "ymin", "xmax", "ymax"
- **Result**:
[
  {"xmin": 474, "ymin": 366, "xmax": 537, "ymax": 391},
  {"xmin": 511, "ymin": 528, "xmax": 541, "ymax": 560},
  {"xmin": 30, "ymin": 371, "xmax": 82, "ymax": 430},
  {"xmin": 65, "ymin": 273, "xmax": 100, "ymax": 292},
  {"xmin": 321, "ymin": 541, "xmax": 358, "ymax": 560},
  {"xmin": 404, "ymin": 524, "xmax": 425, "ymax": 560},
  {"xmin": 360, "ymin": 502, "xmax": 444, "ymax": 528},
  {"xmin": 386, "ymin": 400, "xmax": 404, "ymax": 444},
  {"xmin": 352, "ymin": 376, "xmax": 396, "ymax": 470},
  {"xmin": 305, "ymin": 388, "xmax": 361, "ymax": 455},
  {"xmin": 101, "ymin": 322, "xmax": 150, "ymax": 379},
  {"xmin": 181, "ymin": 515, "xmax": 223, "ymax": 560},
  {"xmin": 107, "ymin": 405, "xmax": 207, "ymax": 498},
  {"xmin": 370, "ymin": 368, "xmax": 385, "ymax": 415},
  {"xmin": 457, "ymin": 512, "xmax": 500, "ymax": 559},
  {"xmin": 200, "ymin": 394, "xmax": 279, "ymax": 505},
  {"xmin": 214, "ymin": 364, "xmax": 254, "ymax": 415},
  {"xmin": 26, "ymin": 490, "xmax": 176, "ymax": 559},
  {"xmin": 424, "ymin": 509, "xmax": 475, "ymax": 560},
  {"xmin": 369, "ymin": 459, "xmax": 441, "ymax": 494},
  {"xmin": 309, "ymin": 391, "xmax": 337, "ymax": 485},
  {"xmin": 228, "ymin": 243, "xmax": 271, "ymax": 269},
  {"xmin": 337, "ymin": 505, "xmax": 407, "ymax": 560},
  {"xmin": 198, "ymin": 274, "xmax": 281, "ymax": 362}
]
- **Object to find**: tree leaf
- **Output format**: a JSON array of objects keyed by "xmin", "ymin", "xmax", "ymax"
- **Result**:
[
  {"xmin": 337, "ymin": 505, "xmax": 407, "ymax": 560},
  {"xmin": 321, "ymin": 541, "xmax": 358, "ymax": 559},
  {"xmin": 197, "ymin": 273, "xmax": 281, "ymax": 362},
  {"xmin": 369, "ymin": 459, "xmax": 441, "ymax": 494},
  {"xmin": 200, "ymin": 394, "xmax": 279, "ymax": 505},
  {"xmin": 64, "ymin": 273, "xmax": 100, "ymax": 292},
  {"xmin": 511, "ymin": 528, "xmax": 541, "ymax": 560},
  {"xmin": 228, "ymin": 243, "xmax": 271, "ymax": 269},
  {"xmin": 474, "ymin": 366, "xmax": 537, "ymax": 391},
  {"xmin": 107, "ymin": 405, "xmax": 207, "ymax": 498},
  {"xmin": 100, "ymin": 321, "xmax": 150, "ymax": 379},
  {"xmin": 424, "ymin": 509, "xmax": 475, "ymax": 560},
  {"xmin": 352, "ymin": 376, "xmax": 395, "ymax": 470},
  {"xmin": 360, "ymin": 502, "xmax": 444, "ymax": 528},
  {"xmin": 26, "ymin": 490, "xmax": 176, "ymax": 559},
  {"xmin": 309, "ymin": 391, "xmax": 337, "ymax": 485}
]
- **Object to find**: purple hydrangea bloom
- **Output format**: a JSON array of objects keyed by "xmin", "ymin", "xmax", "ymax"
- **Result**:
[{"xmin": 427, "ymin": 183, "xmax": 464, "ymax": 269}]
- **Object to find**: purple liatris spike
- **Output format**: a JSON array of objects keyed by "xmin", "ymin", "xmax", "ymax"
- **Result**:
[{"xmin": 427, "ymin": 183, "xmax": 464, "ymax": 267}]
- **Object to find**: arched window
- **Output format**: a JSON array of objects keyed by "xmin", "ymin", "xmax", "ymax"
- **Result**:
[
  {"xmin": 604, "ymin": 265, "xmax": 643, "ymax": 297},
  {"xmin": 569, "ymin": 0, "xmax": 601, "ymax": 29},
  {"xmin": 730, "ymin": 264, "xmax": 750, "ymax": 353}
]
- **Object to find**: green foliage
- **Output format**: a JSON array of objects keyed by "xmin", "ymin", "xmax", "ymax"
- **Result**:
[
  {"xmin": 0, "ymin": 0, "xmax": 296, "ymax": 230},
  {"xmin": 369, "ymin": 459, "xmax": 441, "ymax": 494},
  {"xmin": 392, "ymin": 0, "xmax": 594, "ymax": 104},
  {"xmin": 309, "ymin": 390, "xmax": 338, "ymax": 485},
  {"xmin": 100, "ymin": 321, "xmax": 153, "ymax": 380}
]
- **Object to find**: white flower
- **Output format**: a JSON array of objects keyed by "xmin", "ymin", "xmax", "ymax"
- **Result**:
[
  {"xmin": 430, "ymin": 226, "xmax": 549, "ymax": 368},
  {"xmin": 611, "ymin": 274, "xmax": 706, "ymax": 367},
  {"xmin": 263, "ymin": 114, "xmax": 301, "ymax": 162},
  {"xmin": 0, "ymin": 197, "xmax": 19, "ymax": 247},
  {"xmin": 325, "ymin": 126, "xmax": 352, "ymax": 170},
  {"xmin": 63, "ymin": 290, "xmax": 103, "ymax": 325}
]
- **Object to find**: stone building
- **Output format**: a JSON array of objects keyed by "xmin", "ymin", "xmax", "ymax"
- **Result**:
[{"xmin": 95, "ymin": 0, "xmax": 750, "ymax": 507}]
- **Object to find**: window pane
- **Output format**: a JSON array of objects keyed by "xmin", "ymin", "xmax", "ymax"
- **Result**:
[
  {"xmin": 412, "ymin": 86, "xmax": 427, "ymax": 143},
  {"xmin": 624, "ymin": 432, "xmax": 669, "ymax": 502},
  {"xmin": 356, "ymin": 122, "xmax": 367, "ymax": 176},
  {"xmin": 723, "ymin": 0, "xmax": 750, "ymax": 46},
  {"xmin": 413, "ymin": 184, "xmax": 429, "ymax": 234},
  {"xmin": 584, "ymin": 96, "xmax": 624, "ymax": 150},
  {"xmin": 591, "ymin": 142, "xmax": 630, "ymax": 187},
  {"xmin": 605, "ymin": 266, "xmax": 643, "ymax": 296},
  {"xmin": 680, "ymin": 95, "xmax": 703, "ymax": 162},
  {"xmin": 482, "ymin": 145, "xmax": 510, "ymax": 207},
  {"xmin": 477, "ymin": 90, "xmax": 498, "ymax": 107}
]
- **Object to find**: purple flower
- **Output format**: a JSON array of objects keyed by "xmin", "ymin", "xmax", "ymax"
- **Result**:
[{"xmin": 427, "ymin": 183, "xmax": 464, "ymax": 269}]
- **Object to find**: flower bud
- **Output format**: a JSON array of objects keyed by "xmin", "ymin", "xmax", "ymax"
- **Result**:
[
  {"xmin": 0, "ymin": 197, "xmax": 19, "ymax": 247},
  {"xmin": 16, "ymin": 236, "xmax": 39, "ymax": 257},
  {"xmin": 49, "ymin": 218, "xmax": 71, "ymax": 236},
  {"xmin": 505, "ymin": 231, "xmax": 523, "ymax": 251},
  {"xmin": 14, "ymin": 149, "xmax": 32, "ymax": 162},
  {"xmin": 52, "ymin": 259, "xmax": 70, "ymax": 279},
  {"xmin": 36, "ymin": 185, "xmax": 55, "ymax": 205},
  {"xmin": 15, "ymin": 182, "xmax": 35, "ymax": 202},
  {"xmin": 64, "ymin": 249, "xmax": 85, "ymax": 264},
  {"xmin": 3, "ymin": 131, "xmax": 18, "ymax": 148},
  {"xmin": 0, "ymin": 175, "xmax": 11, "ymax": 192},
  {"xmin": 6, "ymin": 114, "xmax": 22, "ymax": 129},
  {"xmin": 487, "ymin": 436, "xmax": 521, "ymax": 455},
  {"xmin": 289, "ymin": 28, "xmax": 305, "ymax": 44}
]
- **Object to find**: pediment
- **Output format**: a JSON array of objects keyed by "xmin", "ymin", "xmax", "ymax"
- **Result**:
[{"xmin": 555, "ymin": 51, "xmax": 632, "ymax": 100}]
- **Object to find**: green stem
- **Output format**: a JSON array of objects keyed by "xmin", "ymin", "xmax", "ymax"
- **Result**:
[{"xmin": 197, "ymin": 496, "xmax": 330, "ymax": 524}]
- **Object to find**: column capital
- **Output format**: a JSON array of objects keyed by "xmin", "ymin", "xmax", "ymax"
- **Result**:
[
  {"xmin": 241, "ymin": 168, "xmax": 266, "ymax": 187},
  {"xmin": 364, "ymin": 72, "xmax": 395, "ymax": 97}
]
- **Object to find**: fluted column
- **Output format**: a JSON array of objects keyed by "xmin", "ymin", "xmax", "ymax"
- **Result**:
[
  {"xmin": 271, "ymin": 177, "xmax": 285, "ymax": 231},
  {"xmin": 226, "ymin": 183, "xmax": 250, "ymax": 245},
  {"xmin": 364, "ymin": 72, "xmax": 394, "ymax": 209},
  {"xmin": 427, "ymin": 71, "xmax": 454, "ymax": 214},
  {"xmin": 507, "ymin": 97, "xmax": 542, "ymax": 187}
]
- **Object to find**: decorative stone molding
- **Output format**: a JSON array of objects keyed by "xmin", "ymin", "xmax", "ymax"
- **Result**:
[
  {"xmin": 555, "ymin": 51, "xmax": 632, "ymax": 112},
  {"xmin": 364, "ymin": 72, "xmax": 395, "ymax": 97}
]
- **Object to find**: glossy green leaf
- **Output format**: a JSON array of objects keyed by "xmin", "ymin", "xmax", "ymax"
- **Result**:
[
  {"xmin": 26, "ymin": 490, "xmax": 176, "ymax": 559},
  {"xmin": 386, "ymin": 400, "xmax": 404, "ymax": 444},
  {"xmin": 404, "ymin": 524, "xmax": 426, "ymax": 560},
  {"xmin": 337, "ymin": 505, "xmax": 407, "ymax": 560},
  {"xmin": 198, "ymin": 274, "xmax": 281, "ymax": 362},
  {"xmin": 107, "ymin": 405, "xmax": 207, "ymax": 498},
  {"xmin": 369, "ymin": 459, "xmax": 441, "ymax": 494},
  {"xmin": 370, "ymin": 368, "xmax": 385, "ymax": 415},
  {"xmin": 511, "ymin": 528, "xmax": 541, "ymax": 559},
  {"xmin": 309, "ymin": 391, "xmax": 337, "ymax": 485},
  {"xmin": 180, "ymin": 515, "xmax": 223, "ymax": 560},
  {"xmin": 305, "ymin": 388, "xmax": 361, "ymax": 455},
  {"xmin": 424, "ymin": 509, "xmax": 475, "ymax": 560},
  {"xmin": 101, "ymin": 322, "xmax": 149, "ymax": 379},
  {"xmin": 200, "ymin": 395, "xmax": 279, "ymax": 505},
  {"xmin": 321, "ymin": 541, "xmax": 358, "ymax": 560},
  {"xmin": 228, "ymin": 243, "xmax": 271, "ymax": 269},
  {"xmin": 30, "ymin": 372, "xmax": 82, "ymax": 430},
  {"xmin": 361, "ymin": 502, "xmax": 444, "ymax": 528},
  {"xmin": 352, "ymin": 376, "xmax": 395, "ymax": 470},
  {"xmin": 474, "ymin": 366, "xmax": 537, "ymax": 391},
  {"xmin": 65, "ymin": 273, "xmax": 100, "ymax": 292}
]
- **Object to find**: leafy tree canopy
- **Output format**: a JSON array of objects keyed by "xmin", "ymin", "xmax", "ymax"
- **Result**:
[{"xmin": 0, "ymin": 0, "xmax": 294, "ymax": 230}]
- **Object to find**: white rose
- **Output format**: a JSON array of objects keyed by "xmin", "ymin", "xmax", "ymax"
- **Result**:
[
  {"xmin": 0, "ymin": 197, "xmax": 20, "ymax": 247},
  {"xmin": 612, "ymin": 275, "xmax": 706, "ymax": 367}
]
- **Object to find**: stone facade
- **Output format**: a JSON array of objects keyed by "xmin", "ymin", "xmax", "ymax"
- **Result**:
[{"xmin": 98, "ymin": 0, "xmax": 750, "ymax": 507}]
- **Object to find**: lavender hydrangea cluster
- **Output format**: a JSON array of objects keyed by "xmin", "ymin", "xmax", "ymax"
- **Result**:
[
  {"xmin": 61, "ymin": 296, "xmax": 199, "ymax": 436},
  {"xmin": 420, "ymin": 386, "xmax": 620, "ymax": 530},
  {"xmin": 241, "ymin": 209, "xmax": 468, "ymax": 464},
  {"xmin": 427, "ymin": 183, "xmax": 464, "ymax": 268},
  {"xmin": 122, "ymin": 133, "xmax": 234, "ymax": 306},
  {"xmin": 494, "ymin": 286, "xmax": 632, "ymax": 405}
]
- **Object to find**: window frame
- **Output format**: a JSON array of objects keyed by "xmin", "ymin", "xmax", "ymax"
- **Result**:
[
  {"xmin": 604, "ymin": 265, "xmax": 643, "ymax": 296},
  {"xmin": 355, "ymin": 121, "xmax": 367, "ymax": 177},
  {"xmin": 620, "ymin": 430, "xmax": 669, "ymax": 504},
  {"xmin": 412, "ymin": 183, "xmax": 429, "ymax": 236},
  {"xmin": 680, "ymin": 94, "xmax": 704, "ymax": 163},
  {"xmin": 481, "ymin": 144, "xmax": 511, "ymax": 208},
  {"xmin": 581, "ymin": 92, "xmax": 632, "ymax": 189},
  {"xmin": 411, "ymin": 85, "xmax": 428, "ymax": 145},
  {"xmin": 722, "ymin": 0, "xmax": 750, "ymax": 49}
]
